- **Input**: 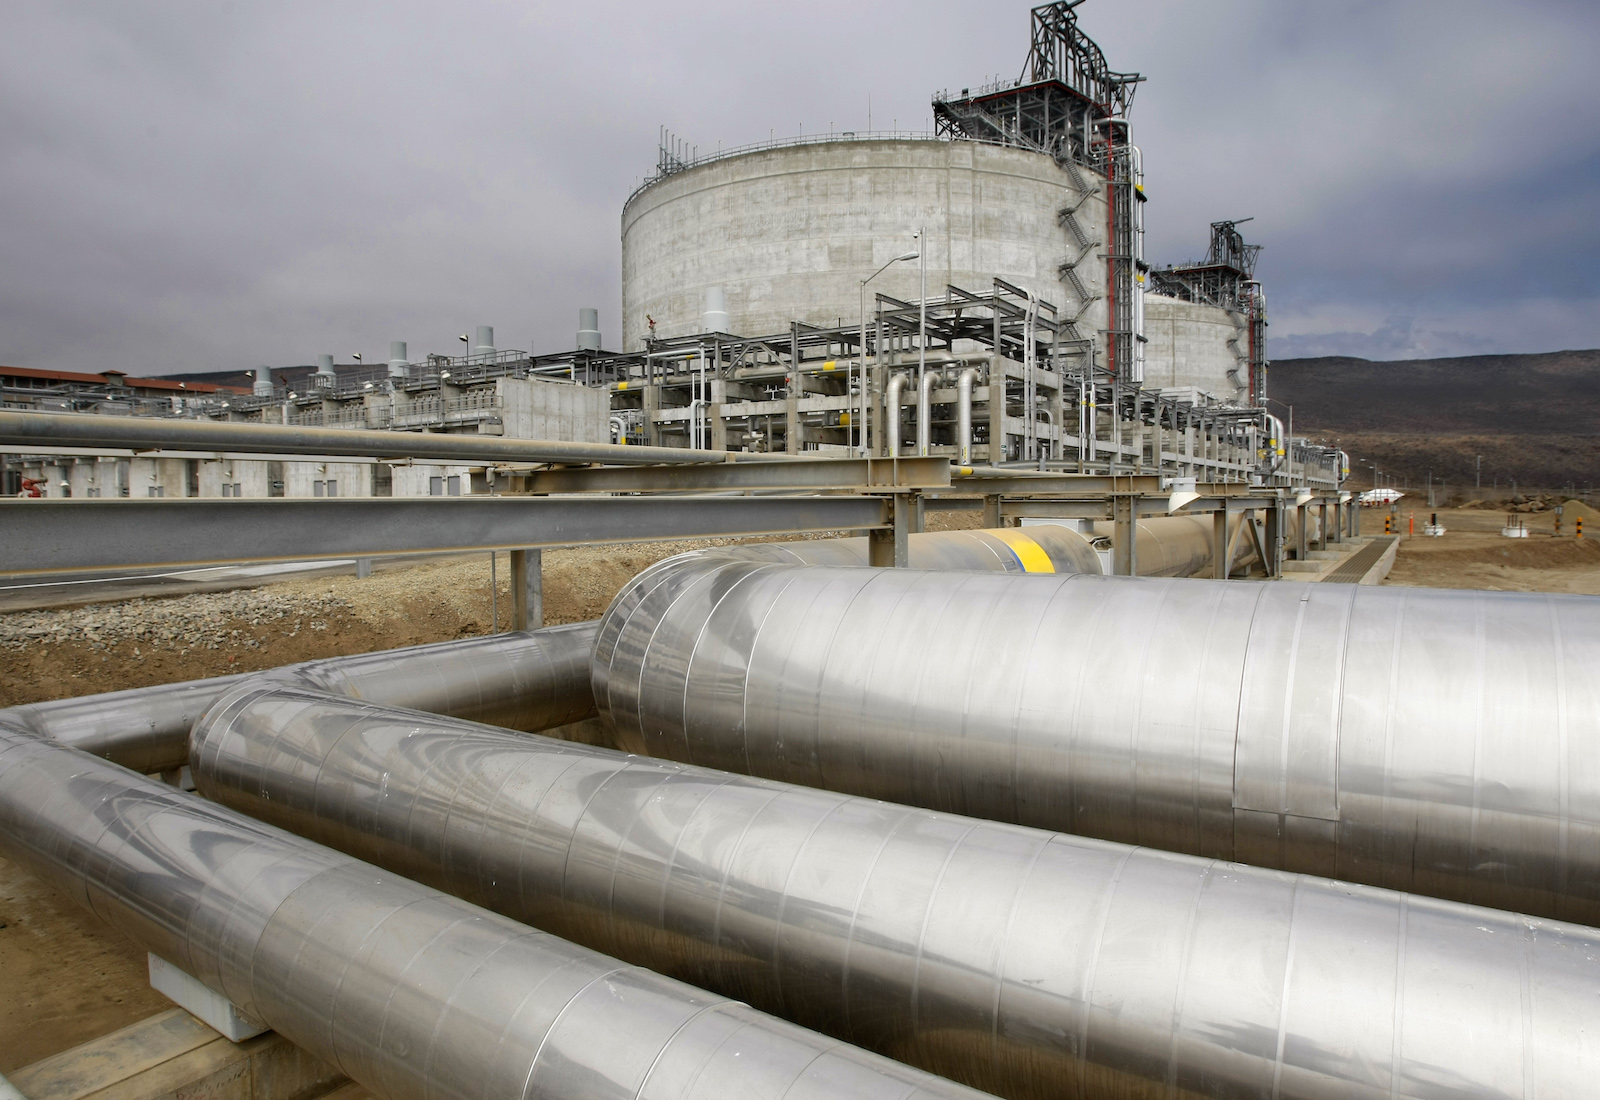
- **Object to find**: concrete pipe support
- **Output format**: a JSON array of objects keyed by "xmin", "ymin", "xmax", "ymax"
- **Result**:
[
  {"xmin": 595, "ymin": 558, "xmax": 1600, "ymax": 926},
  {"xmin": 192, "ymin": 688, "xmax": 1600, "ymax": 1100},
  {"xmin": 0, "ymin": 728, "xmax": 988, "ymax": 1100}
]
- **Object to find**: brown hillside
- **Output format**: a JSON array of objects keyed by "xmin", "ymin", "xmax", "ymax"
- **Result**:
[{"xmin": 1270, "ymin": 350, "xmax": 1600, "ymax": 491}]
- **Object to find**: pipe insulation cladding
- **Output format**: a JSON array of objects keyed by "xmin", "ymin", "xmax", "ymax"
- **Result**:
[
  {"xmin": 0, "ymin": 729, "xmax": 992, "ymax": 1100},
  {"xmin": 595, "ymin": 558, "xmax": 1600, "ymax": 926},
  {"xmin": 190, "ymin": 688, "xmax": 1600, "ymax": 1100},
  {"xmin": 714, "ymin": 524, "xmax": 1102, "ymax": 574},
  {"xmin": 0, "ymin": 621, "xmax": 600, "ymax": 773}
]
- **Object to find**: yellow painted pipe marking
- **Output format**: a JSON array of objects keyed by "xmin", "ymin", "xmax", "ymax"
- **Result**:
[{"xmin": 990, "ymin": 528, "xmax": 1055, "ymax": 573}]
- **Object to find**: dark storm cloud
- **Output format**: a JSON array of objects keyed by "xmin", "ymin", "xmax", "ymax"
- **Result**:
[{"xmin": 2, "ymin": 0, "xmax": 1596, "ymax": 374}]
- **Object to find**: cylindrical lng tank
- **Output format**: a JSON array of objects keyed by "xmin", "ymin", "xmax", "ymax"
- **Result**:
[
  {"xmin": 192, "ymin": 688, "xmax": 1600, "ymax": 1100},
  {"xmin": 595, "ymin": 558, "xmax": 1600, "ymax": 926},
  {"xmin": 621, "ymin": 138, "xmax": 1107, "ymax": 349},
  {"xmin": 0, "ymin": 729, "xmax": 984, "ymax": 1100},
  {"xmin": 1141, "ymin": 293, "xmax": 1248, "ymax": 401}
]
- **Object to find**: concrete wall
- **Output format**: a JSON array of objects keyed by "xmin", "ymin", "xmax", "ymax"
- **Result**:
[
  {"xmin": 392, "ymin": 464, "xmax": 475, "ymax": 497},
  {"xmin": 198, "ymin": 459, "xmax": 272, "ymax": 498},
  {"xmin": 128, "ymin": 457, "xmax": 190, "ymax": 498},
  {"xmin": 497, "ymin": 377, "xmax": 608, "ymax": 443},
  {"xmin": 622, "ymin": 138, "xmax": 1108, "ymax": 352},
  {"xmin": 68, "ymin": 457, "xmax": 122, "ymax": 498},
  {"xmin": 1142, "ymin": 293, "xmax": 1247, "ymax": 401},
  {"xmin": 283, "ymin": 461, "xmax": 372, "ymax": 497}
]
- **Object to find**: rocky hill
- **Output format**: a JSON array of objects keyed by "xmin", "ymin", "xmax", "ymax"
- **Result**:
[{"xmin": 1268, "ymin": 350, "xmax": 1600, "ymax": 494}]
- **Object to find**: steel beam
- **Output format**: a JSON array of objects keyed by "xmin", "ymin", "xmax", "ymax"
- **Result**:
[
  {"xmin": 0, "ymin": 496, "xmax": 889, "ymax": 576},
  {"xmin": 0, "ymin": 411, "xmax": 785, "ymax": 468},
  {"xmin": 524, "ymin": 456, "xmax": 949, "ymax": 494}
]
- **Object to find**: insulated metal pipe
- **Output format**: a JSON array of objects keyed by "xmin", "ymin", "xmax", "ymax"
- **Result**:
[
  {"xmin": 0, "ymin": 728, "xmax": 983, "ymax": 1100},
  {"xmin": 192, "ymin": 689, "xmax": 1600, "ymax": 1100},
  {"xmin": 885, "ymin": 373, "xmax": 909, "ymax": 457},
  {"xmin": 916, "ymin": 368, "xmax": 938, "ymax": 456},
  {"xmin": 714, "ymin": 525, "xmax": 1101, "ymax": 574},
  {"xmin": 1090, "ymin": 514, "xmax": 1216, "ymax": 577},
  {"xmin": 0, "ymin": 621, "xmax": 600, "ymax": 773},
  {"xmin": 955, "ymin": 367, "xmax": 979, "ymax": 465},
  {"xmin": 0, "ymin": 410, "xmax": 797, "ymax": 467},
  {"xmin": 595, "ymin": 558, "xmax": 1600, "ymax": 926}
]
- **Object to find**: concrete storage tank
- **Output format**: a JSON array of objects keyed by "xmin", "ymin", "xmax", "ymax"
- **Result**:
[
  {"xmin": 621, "ymin": 137, "xmax": 1108, "ymax": 350},
  {"xmin": 1142, "ymin": 293, "xmax": 1249, "ymax": 400}
]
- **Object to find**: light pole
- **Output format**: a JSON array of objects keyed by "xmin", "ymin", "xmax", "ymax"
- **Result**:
[{"xmin": 859, "ymin": 250, "xmax": 919, "ymax": 456}]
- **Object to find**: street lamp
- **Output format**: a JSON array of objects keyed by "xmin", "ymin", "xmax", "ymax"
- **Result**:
[
  {"xmin": 859, "ymin": 249, "xmax": 919, "ymax": 456},
  {"xmin": 458, "ymin": 333, "xmax": 469, "ymax": 367}
]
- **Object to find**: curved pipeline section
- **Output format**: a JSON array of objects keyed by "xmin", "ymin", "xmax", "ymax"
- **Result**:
[
  {"xmin": 192, "ymin": 688, "xmax": 1600, "ymax": 1100},
  {"xmin": 718, "ymin": 526, "xmax": 1100, "ymax": 574},
  {"xmin": 595, "ymin": 558, "xmax": 1600, "ymax": 925},
  {"xmin": 0, "ymin": 621, "xmax": 600, "ymax": 773},
  {"xmin": 0, "ymin": 727, "xmax": 987, "ymax": 1100}
]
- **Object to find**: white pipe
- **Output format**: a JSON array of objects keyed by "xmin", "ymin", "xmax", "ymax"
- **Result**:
[
  {"xmin": 916, "ymin": 369, "xmax": 938, "ymax": 455},
  {"xmin": 885, "ymin": 373, "xmax": 909, "ymax": 457},
  {"xmin": 956, "ymin": 367, "xmax": 980, "ymax": 465}
]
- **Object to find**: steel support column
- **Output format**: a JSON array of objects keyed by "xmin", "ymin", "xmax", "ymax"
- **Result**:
[
  {"xmin": 867, "ymin": 495, "xmax": 911, "ymax": 567},
  {"xmin": 510, "ymin": 548, "xmax": 542, "ymax": 631},
  {"xmin": 1111, "ymin": 495, "xmax": 1137, "ymax": 576}
]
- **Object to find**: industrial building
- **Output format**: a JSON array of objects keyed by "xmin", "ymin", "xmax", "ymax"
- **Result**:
[{"xmin": 13, "ymin": 7, "xmax": 1588, "ymax": 1100}]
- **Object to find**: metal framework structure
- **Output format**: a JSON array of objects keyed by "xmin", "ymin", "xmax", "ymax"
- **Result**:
[
  {"xmin": 932, "ymin": 2, "xmax": 1141, "ymax": 165},
  {"xmin": 1150, "ymin": 219, "xmax": 1270, "ymax": 403}
]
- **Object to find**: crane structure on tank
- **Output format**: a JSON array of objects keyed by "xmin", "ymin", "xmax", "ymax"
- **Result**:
[{"xmin": 933, "ymin": 2, "xmax": 1145, "ymax": 387}]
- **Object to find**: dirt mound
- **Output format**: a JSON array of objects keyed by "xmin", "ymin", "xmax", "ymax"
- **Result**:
[{"xmin": 1562, "ymin": 499, "xmax": 1600, "ymax": 527}]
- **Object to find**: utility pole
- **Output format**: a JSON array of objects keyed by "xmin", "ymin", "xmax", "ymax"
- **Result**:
[{"xmin": 1476, "ymin": 454, "xmax": 1482, "ymax": 491}]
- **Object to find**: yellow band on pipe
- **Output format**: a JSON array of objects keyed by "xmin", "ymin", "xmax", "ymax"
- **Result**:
[{"xmin": 989, "ymin": 528, "xmax": 1056, "ymax": 573}]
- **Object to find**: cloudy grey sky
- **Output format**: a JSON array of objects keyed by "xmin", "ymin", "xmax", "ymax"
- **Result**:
[{"xmin": 3, "ymin": 0, "xmax": 1596, "ymax": 374}]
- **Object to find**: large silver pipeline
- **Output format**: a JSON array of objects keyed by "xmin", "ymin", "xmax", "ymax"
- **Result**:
[
  {"xmin": 192, "ymin": 688, "xmax": 1600, "ymax": 1100},
  {"xmin": 714, "ymin": 525, "xmax": 1100, "ymax": 574},
  {"xmin": 0, "ymin": 727, "xmax": 988, "ymax": 1100},
  {"xmin": 595, "ymin": 558, "xmax": 1600, "ymax": 926},
  {"xmin": 1, "ymin": 621, "xmax": 599, "ymax": 773},
  {"xmin": 1090, "ymin": 514, "xmax": 1216, "ymax": 577}
]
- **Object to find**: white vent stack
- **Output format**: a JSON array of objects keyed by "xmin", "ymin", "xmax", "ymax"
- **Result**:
[
  {"xmin": 577, "ymin": 308, "xmax": 601, "ymax": 351},
  {"xmin": 388, "ymin": 341, "xmax": 409, "ymax": 380},
  {"xmin": 701, "ymin": 287, "xmax": 730, "ymax": 334},
  {"xmin": 314, "ymin": 354, "xmax": 336, "ymax": 389},
  {"xmin": 474, "ymin": 325, "xmax": 495, "ymax": 361},
  {"xmin": 252, "ymin": 369, "xmax": 273, "ymax": 397}
]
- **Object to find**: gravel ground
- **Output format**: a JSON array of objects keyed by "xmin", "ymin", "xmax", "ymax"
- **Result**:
[{"xmin": 0, "ymin": 588, "xmax": 352, "ymax": 656}]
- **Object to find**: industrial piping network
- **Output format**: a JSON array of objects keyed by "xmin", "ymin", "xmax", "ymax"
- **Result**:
[
  {"xmin": 189, "ymin": 685, "xmax": 1600, "ymax": 1100},
  {"xmin": 0, "ymin": 728, "xmax": 988, "ymax": 1100},
  {"xmin": 594, "ymin": 555, "xmax": 1600, "ymax": 926}
]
